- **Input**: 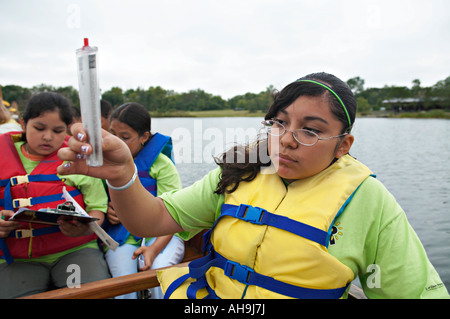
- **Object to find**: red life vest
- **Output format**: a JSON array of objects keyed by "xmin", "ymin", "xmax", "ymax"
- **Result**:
[{"xmin": 0, "ymin": 132, "xmax": 97, "ymax": 261}]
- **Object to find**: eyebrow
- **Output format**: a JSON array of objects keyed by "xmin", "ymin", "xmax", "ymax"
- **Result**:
[
  {"xmin": 280, "ymin": 109, "xmax": 329, "ymax": 125},
  {"xmin": 33, "ymin": 121, "xmax": 66, "ymax": 130},
  {"xmin": 304, "ymin": 116, "xmax": 329, "ymax": 125}
]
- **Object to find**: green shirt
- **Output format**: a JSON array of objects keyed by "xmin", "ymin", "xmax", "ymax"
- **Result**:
[
  {"xmin": 160, "ymin": 167, "xmax": 449, "ymax": 299},
  {"xmin": 0, "ymin": 141, "xmax": 109, "ymax": 264}
]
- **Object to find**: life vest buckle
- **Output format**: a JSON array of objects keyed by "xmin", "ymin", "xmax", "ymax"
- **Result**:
[
  {"xmin": 236, "ymin": 204, "xmax": 265, "ymax": 225},
  {"xmin": 12, "ymin": 197, "xmax": 32, "ymax": 208},
  {"xmin": 224, "ymin": 260, "xmax": 254, "ymax": 285},
  {"xmin": 10, "ymin": 175, "xmax": 29, "ymax": 186},
  {"xmin": 14, "ymin": 229, "xmax": 33, "ymax": 238}
]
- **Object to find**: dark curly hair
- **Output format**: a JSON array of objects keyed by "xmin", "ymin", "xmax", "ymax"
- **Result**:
[{"xmin": 214, "ymin": 72, "xmax": 356, "ymax": 195}]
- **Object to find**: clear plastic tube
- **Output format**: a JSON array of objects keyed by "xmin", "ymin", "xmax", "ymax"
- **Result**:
[{"xmin": 76, "ymin": 38, "xmax": 103, "ymax": 166}]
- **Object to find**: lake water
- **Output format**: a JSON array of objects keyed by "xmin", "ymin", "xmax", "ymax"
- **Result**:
[{"xmin": 152, "ymin": 117, "xmax": 450, "ymax": 291}]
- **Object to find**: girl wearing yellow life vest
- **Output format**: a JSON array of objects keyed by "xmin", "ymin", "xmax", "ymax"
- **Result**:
[{"xmin": 57, "ymin": 72, "xmax": 448, "ymax": 299}]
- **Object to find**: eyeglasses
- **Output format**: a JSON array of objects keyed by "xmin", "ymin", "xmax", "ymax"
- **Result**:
[{"xmin": 262, "ymin": 119, "xmax": 348, "ymax": 146}]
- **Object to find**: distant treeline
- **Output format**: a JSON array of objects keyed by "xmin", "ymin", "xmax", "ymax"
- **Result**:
[
  {"xmin": 349, "ymin": 76, "xmax": 450, "ymax": 113},
  {"xmin": 2, "ymin": 75, "xmax": 449, "ymax": 115}
]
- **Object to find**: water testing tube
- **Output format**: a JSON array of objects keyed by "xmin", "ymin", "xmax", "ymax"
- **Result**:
[{"xmin": 76, "ymin": 38, "xmax": 103, "ymax": 166}]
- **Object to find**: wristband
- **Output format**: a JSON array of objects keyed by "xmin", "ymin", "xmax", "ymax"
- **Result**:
[{"xmin": 106, "ymin": 164, "xmax": 138, "ymax": 191}]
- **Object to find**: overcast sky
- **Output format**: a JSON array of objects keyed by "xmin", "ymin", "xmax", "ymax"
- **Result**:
[{"xmin": 1, "ymin": 0, "xmax": 449, "ymax": 99}]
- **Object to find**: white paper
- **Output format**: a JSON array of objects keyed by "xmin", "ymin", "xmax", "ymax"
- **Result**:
[{"xmin": 62, "ymin": 187, "xmax": 118, "ymax": 251}]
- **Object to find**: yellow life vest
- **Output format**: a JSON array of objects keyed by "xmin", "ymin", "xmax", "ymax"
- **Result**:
[{"xmin": 158, "ymin": 155, "xmax": 373, "ymax": 299}]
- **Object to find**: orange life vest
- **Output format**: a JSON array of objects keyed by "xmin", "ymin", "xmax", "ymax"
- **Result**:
[{"xmin": 0, "ymin": 132, "xmax": 97, "ymax": 263}]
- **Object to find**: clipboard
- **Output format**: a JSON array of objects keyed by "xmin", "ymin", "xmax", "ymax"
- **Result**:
[{"xmin": 9, "ymin": 201, "xmax": 99, "ymax": 225}]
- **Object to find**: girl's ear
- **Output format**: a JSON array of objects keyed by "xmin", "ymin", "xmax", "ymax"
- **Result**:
[
  {"xmin": 21, "ymin": 121, "xmax": 26, "ymax": 132},
  {"xmin": 139, "ymin": 131, "xmax": 151, "ymax": 145},
  {"xmin": 335, "ymin": 134, "xmax": 354, "ymax": 159}
]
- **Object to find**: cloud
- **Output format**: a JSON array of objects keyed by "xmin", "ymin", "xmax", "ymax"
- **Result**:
[{"xmin": 1, "ymin": 0, "xmax": 449, "ymax": 99}]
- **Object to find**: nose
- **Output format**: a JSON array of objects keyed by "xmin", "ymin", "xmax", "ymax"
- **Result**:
[
  {"xmin": 279, "ymin": 129, "xmax": 298, "ymax": 149},
  {"xmin": 42, "ymin": 130, "xmax": 53, "ymax": 141}
]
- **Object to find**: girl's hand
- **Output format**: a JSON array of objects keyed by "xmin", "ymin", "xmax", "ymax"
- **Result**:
[
  {"xmin": 106, "ymin": 202, "xmax": 121, "ymax": 225},
  {"xmin": 57, "ymin": 218, "xmax": 92, "ymax": 237},
  {"xmin": 0, "ymin": 210, "xmax": 22, "ymax": 238},
  {"xmin": 58, "ymin": 124, "xmax": 183, "ymax": 239},
  {"xmin": 57, "ymin": 209, "xmax": 105, "ymax": 237},
  {"xmin": 57, "ymin": 123, "xmax": 135, "ymax": 185},
  {"xmin": 132, "ymin": 245, "xmax": 157, "ymax": 271}
]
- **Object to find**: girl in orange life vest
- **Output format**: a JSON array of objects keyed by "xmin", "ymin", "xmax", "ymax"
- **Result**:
[
  {"xmin": 57, "ymin": 73, "xmax": 448, "ymax": 298},
  {"xmin": 0, "ymin": 92, "xmax": 110, "ymax": 298}
]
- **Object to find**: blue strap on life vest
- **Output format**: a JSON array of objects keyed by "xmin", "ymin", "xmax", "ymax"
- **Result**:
[
  {"xmin": 164, "ymin": 273, "xmax": 191, "ymax": 299},
  {"xmin": 0, "ymin": 174, "xmax": 62, "ymax": 187},
  {"xmin": 186, "ymin": 276, "xmax": 218, "ymax": 299},
  {"xmin": 0, "ymin": 175, "xmax": 80, "ymax": 264},
  {"xmin": 164, "ymin": 203, "xmax": 349, "ymax": 299},
  {"xmin": 200, "ymin": 203, "xmax": 328, "ymax": 256},
  {"xmin": 164, "ymin": 248, "xmax": 348, "ymax": 299},
  {"xmin": 0, "ymin": 239, "xmax": 14, "ymax": 264},
  {"xmin": 1, "ymin": 186, "xmax": 81, "ymax": 211},
  {"xmin": 164, "ymin": 269, "xmax": 217, "ymax": 299},
  {"xmin": 0, "ymin": 225, "xmax": 61, "ymax": 264},
  {"xmin": 103, "ymin": 222, "xmax": 138, "ymax": 245},
  {"xmin": 0, "ymin": 174, "xmax": 79, "ymax": 211},
  {"xmin": 221, "ymin": 204, "xmax": 329, "ymax": 246},
  {"xmin": 137, "ymin": 171, "xmax": 157, "ymax": 195},
  {"xmin": 8, "ymin": 226, "xmax": 60, "ymax": 238},
  {"xmin": 134, "ymin": 132, "xmax": 173, "ymax": 196},
  {"xmin": 134, "ymin": 132, "xmax": 174, "ymax": 174}
]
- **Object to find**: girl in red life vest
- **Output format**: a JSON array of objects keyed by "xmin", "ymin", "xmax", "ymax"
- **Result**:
[{"xmin": 0, "ymin": 92, "xmax": 110, "ymax": 298}]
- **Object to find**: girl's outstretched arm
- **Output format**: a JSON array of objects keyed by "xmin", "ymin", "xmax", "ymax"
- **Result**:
[{"xmin": 57, "ymin": 123, "xmax": 183, "ymax": 237}]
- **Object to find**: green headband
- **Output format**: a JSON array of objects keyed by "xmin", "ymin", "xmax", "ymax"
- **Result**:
[{"xmin": 296, "ymin": 79, "xmax": 352, "ymax": 128}]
